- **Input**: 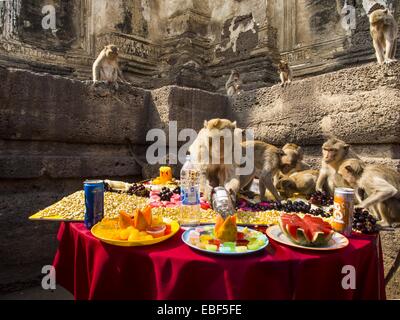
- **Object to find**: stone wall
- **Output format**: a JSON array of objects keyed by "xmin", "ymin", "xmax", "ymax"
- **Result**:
[{"xmin": 0, "ymin": 66, "xmax": 229, "ymax": 293}]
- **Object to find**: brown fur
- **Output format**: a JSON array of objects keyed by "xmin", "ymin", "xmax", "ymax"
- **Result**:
[
  {"xmin": 225, "ymin": 70, "xmax": 243, "ymax": 96},
  {"xmin": 369, "ymin": 9, "xmax": 398, "ymax": 64},
  {"xmin": 189, "ymin": 119, "xmax": 242, "ymax": 201},
  {"xmin": 338, "ymin": 159, "xmax": 400, "ymax": 227},
  {"xmin": 281, "ymin": 143, "xmax": 310, "ymax": 174},
  {"xmin": 93, "ymin": 44, "xmax": 126, "ymax": 83},
  {"xmin": 316, "ymin": 138, "xmax": 360, "ymax": 195},
  {"xmin": 240, "ymin": 140, "xmax": 285, "ymax": 201},
  {"xmin": 278, "ymin": 60, "xmax": 293, "ymax": 87},
  {"xmin": 276, "ymin": 169, "xmax": 319, "ymax": 198}
]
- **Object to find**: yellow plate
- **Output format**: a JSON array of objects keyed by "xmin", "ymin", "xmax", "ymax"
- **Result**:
[{"xmin": 91, "ymin": 219, "xmax": 180, "ymax": 247}]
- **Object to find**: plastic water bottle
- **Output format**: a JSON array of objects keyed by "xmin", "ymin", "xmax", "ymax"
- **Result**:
[
  {"xmin": 211, "ymin": 187, "xmax": 235, "ymax": 219},
  {"xmin": 180, "ymin": 155, "xmax": 201, "ymax": 227}
]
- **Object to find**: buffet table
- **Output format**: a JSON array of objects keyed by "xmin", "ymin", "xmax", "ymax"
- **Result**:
[{"xmin": 53, "ymin": 222, "xmax": 386, "ymax": 300}]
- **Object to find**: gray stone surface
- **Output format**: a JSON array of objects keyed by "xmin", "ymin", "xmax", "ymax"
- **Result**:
[{"xmin": 0, "ymin": 63, "xmax": 399, "ymax": 299}]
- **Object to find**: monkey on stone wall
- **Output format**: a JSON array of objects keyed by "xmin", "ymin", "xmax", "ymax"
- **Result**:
[
  {"xmin": 338, "ymin": 159, "xmax": 400, "ymax": 227},
  {"xmin": 225, "ymin": 69, "xmax": 243, "ymax": 96},
  {"xmin": 316, "ymin": 138, "xmax": 361, "ymax": 196},
  {"xmin": 369, "ymin": 8, "xmax": 398, "ymax": 64},
  {"xmin": 278, "ymin": 60, "xmax": 293, "ymax": 87},
  {"xmin": 92, "ymin": 44, "xmax": 127, "ymax": 86}
]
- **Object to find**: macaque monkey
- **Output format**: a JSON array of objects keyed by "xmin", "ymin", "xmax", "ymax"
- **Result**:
[
  {"xmin": 316, "ymin": 138, "xmax": 360, "ymax": 195},
  {"xmin": 338, "ymin": 159, "xmax": 400, "ymax": 227},
  {"xmin": 189, "ymin": 118, "xmax": 243, "ymax": 201},
  {"xmin": 276, "ymin": 170, "xmax": 319, "ymax": 198},
  {"xmin": 225, "ymin": 70, "xmax": 243, "ymax": 96},
  {"xmin": 369, "ymin": 8, "xmax": 398, "ymax": 65},
  {"xmin": 240, "ymin": 141, "xmax": 291, "ymax": 201},
  {"xmin": 278, "ymin": 60, "xmax": 293, "ymax": 87},
  {"xmin": 281, "ymin": 143, "xmax": 311, "ymax": 175},
  {"xmin": 92, "ymin": 44, "xmax": 127, "ymax": 85}
]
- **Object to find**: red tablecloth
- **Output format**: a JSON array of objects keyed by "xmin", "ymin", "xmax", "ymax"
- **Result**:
[{"xmin": 53, "ymin": 222, "xmax": 386, "ymax": 300}]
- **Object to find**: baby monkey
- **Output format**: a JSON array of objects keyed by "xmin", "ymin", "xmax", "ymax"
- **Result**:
[
  {"xmin": 338, "ymin": 159, "xmax": 400, "ymax": 227},
  {"xmin": 369, "ymin": 8, "xmax": 398, "ymax": 64},
  {"xmin": 93, "ymin": 44, "xmax": 127, "ymax": 86},
  {"xmin": 278, "ymin": 60, "xmax": 293, "ymax": 87}
]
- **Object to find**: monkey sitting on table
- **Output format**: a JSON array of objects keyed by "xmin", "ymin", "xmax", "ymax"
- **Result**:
[
  {"xmin": 92, "ymin": 44, "xmax": 128, "ymax": 88},
  {"xmin": 225, "ymin": 69, "xmax": 243, "ymax": 96},
  {"xmin": 316, "ymin": 138, "xmax": 361, "ymax": 196},
  {"xmin": 338, "ymin": 159, "xmax": 400, "ymax": 227},
  {"xmin": 369, "ymin": 8, "xmax": 398, "ymax": 64},
  {"xmin": 278, "ymin": 60, "xmax": 293, "ymax": 87}
]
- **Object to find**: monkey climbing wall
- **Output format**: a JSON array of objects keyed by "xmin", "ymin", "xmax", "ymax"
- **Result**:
[{"xmin": 0, "ymin": 62, "xmax": 400, "ymax": 298}]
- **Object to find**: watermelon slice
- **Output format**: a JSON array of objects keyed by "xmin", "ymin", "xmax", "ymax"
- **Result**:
[{"xmin": 279, "ymin": 213, "xmax": 334, "ymax": 247}]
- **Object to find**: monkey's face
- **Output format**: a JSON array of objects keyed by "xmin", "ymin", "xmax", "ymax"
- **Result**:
[
  {"xmin": 105, "ymin": 45, "xmax": 119, "ymax": 59},
  {"xmin": 322, "ymin": 147, "xmax": 340, "ymax": 164},
  {"xmin": 276, "ymin": 178, "xmax": 295, "ymax": 198},
  {"xmin": 280, "ymin": 150, "xmax": 298, "ymax": 174}
]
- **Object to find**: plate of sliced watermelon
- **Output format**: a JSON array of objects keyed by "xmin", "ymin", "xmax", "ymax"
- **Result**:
[{"xmin": 266, "ymin": 213, "xmax": 349, "ymax": 251}]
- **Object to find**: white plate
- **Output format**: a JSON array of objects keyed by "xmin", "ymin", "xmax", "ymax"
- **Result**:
[
  {"xmin": 182, "ymin": 225, "xmax": 269, "ymax": 256},
  {"xmin": 266, "ymin": 225, "xmax": 349, "ymax": 251}
]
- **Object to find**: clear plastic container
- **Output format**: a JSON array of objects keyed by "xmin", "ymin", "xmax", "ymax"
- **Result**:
[{"xmin": 180, "ymin": 155, "xmax": 201, "ymax": 227}]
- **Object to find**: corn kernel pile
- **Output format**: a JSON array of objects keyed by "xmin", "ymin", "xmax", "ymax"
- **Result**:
[{"xmin": 33, "ymin": 191, "xmax": 283, "ymax": 226}]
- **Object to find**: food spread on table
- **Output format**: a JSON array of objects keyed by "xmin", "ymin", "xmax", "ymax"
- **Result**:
[{"xmin": 29, "ymin": 164, "xmax": 380, "ymax": 253}]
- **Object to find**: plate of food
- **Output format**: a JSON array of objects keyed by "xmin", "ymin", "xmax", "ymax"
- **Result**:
[
  {"xmin": 266, "ymin": 213, "xmax": 349, "ymax": 251},
  {"xmin": 91, "ymin": 206, "xmax": 179, "ymax": 246},
  {"xmin": 182, "ymin": 215, "xmax": 269, "ymax": 255}
]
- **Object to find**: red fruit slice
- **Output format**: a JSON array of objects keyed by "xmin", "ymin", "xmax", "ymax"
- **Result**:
[{"xmin": 164, "ymin": 224, "xmax": 171, "ymax": 235}]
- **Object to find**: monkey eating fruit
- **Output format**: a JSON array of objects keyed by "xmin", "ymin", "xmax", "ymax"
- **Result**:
[{"xmin": 338, "ymin": 159, "xmax": 400, "ymax": 227}]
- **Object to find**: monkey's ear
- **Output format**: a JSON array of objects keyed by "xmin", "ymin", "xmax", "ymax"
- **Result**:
[
  {"xmin": 343, "ymin": 144, "xmax": 350, "ymax": 151},
  {"xmin": 345, "ymin": 165, "xmax": 354, "ymax": 173},
  {"xmin": 384, "ymin": 8, "xmax": 388, "ymax": 13},
  {"xmin": 232, "ymin": 121, "xmax": 237, "ymax": 128}
]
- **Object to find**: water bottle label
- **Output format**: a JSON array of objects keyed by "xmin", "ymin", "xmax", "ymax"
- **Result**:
[{"xmin": 182, "ymin": 187, "xmax": 200, "ymax": 205}]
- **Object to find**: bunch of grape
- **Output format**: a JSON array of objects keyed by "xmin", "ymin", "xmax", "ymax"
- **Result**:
[
  {"xmin": 309, "ymin": 191, "xmax": 334, "ymax": 206},
  {"xmin": 309, "ymin": 207, "xmax": 332, "ymax": 218},
  {"xmin": 172, "ymin": 186, "xmax": 181, "ymax": 195},
  {"xmin": 160, "ymin": 187, "xmax": 174, "ymax": 201},
  {"xmin": 353, "ymin": 208, "xmax": 379, "ymax": 234},
  {"xmin": 127, "ymin": 183, "xmax": 150, "ymax": 197},
  {"xmin": 279, "ymin": 200, "xmax": 312, "ymax": 213}
]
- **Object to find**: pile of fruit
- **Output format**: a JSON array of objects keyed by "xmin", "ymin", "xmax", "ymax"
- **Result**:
[
  {"xmin": 127, "ymin": 183, "xmax": 150, "ymax": 197},
  {"xmin": 352, "ymin": 208, "xmax": 379, "ymax": 234},
  {"xmin": 308, "ymin": 191, "xmax": 334, "ymax": 206},
  {"xmin": 279, "ymin": 213, "xmax": 334, "ymax": 246},
  {"xmin": 187, "ymin": 215, "xmax": 267, "ymax": 253},
  {"xmin": 95, "ymin": 206, "xmax": 172, "ymax": 242}
]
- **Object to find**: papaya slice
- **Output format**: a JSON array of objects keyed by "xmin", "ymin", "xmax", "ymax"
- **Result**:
[
  {"xmin": 142, "ymin": 205, "xmax": 153, "ymax": 226},
  {"xmin": 215, "ymin": 215, "xmax": 237, "ymax": 242},
  {"xmin": 119, "ymin": 210, "xmax": 134, "ymax": 229},
  {"xmin": 133, "ymin": 207, "xmax": 152, "ymax": 231}
]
